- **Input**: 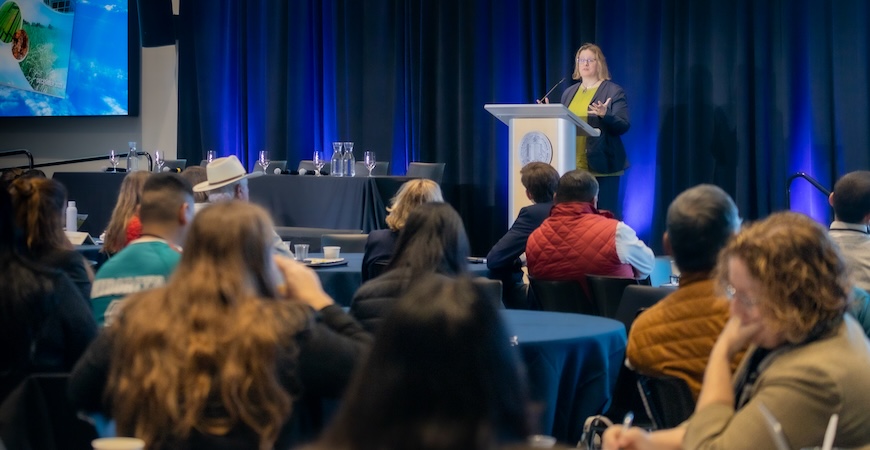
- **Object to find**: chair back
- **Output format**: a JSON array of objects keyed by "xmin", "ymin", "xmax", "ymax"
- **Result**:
[
  {"xmin": 353, "ymin": 161, "xmax": 390, "ymax": 176},
  {"xmin": 528, "ymin": 277, "xmax": 597, "ymax": 314},
  {"xmin": 473, "ymin": 278, "xmax": 504, "ymax": 309},
  {"xmin": 636, "ymin": 374, "xmax": 695, "ymax": 429},
  {"xmin": 275, "ymin": 227, "xmax": 362, "ymax": 253},
  {"xmin": 321, "ymin": 233, "xmax": 369, "ymax": 253},
  {"xmin": 615, "ymin": 285, "xmax": 676, "ymax": 332},
  {"xmin": 157, "ymin": 159, "xmax": 187, "ymax": 172},
  {"xmin": 263, "ymin": 160, "xmax": 287, "ymax": 174},
  {"xmin": 586, "ymin": 275, "xmax": 648, "ymax": 318},
  {"xmin": 367, "ymin": 260, "xmax": 391, "ymax": 280},
  {"xmin": 406, "ymin": 162, "xmax": 445, "ymax": 184},
  {"xmin": 298, "ymin": 160, "xmax": 324, "ymax": 175}
]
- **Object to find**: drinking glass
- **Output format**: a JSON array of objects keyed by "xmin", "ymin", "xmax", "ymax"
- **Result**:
[
  {"xmin": 258, "ymin": 150, "xmax": 270, "ymax": 174},
  {"xmin": 206, "ymin": 150, "xmax": 216, "ymax": 163},
  {"xmin": 313, "ymin": 150, "xmax": 325, "ymax": 176},
  {"xmin": 364, "ymin": 151, "xmax": 376, "ymax": 177},
  {"xmin": 154, "ymin": 150, "xmax": 165, "ymax": 172},
  {"xmin": 109, "ymin": 150, "xmax": 119, "ymax": 172}
]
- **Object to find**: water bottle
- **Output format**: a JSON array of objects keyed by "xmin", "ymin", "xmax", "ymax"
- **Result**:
[
  {"xmin": 126, "ymin": 141, "xmax": 139, "ymax": 171},
  {"xmin": 345, "ymin": 148, "xmax": 356, "ymax": 177},
  {"xmin": 331, "ymin": 149, "xmax": 344, "ymax": 177},
  {"xmin": 65, "ymin": 201, "xmax": 77, "ymax": 231}
]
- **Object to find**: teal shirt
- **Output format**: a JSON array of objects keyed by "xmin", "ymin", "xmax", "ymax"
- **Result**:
[{"xmin": 90, "ymin": 240, "xmax": 181, "ymax": 326}]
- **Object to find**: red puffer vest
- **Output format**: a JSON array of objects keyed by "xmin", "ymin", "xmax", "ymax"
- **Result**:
[{"xmin": 526, "ymin": 202, "xmax": 633, "ymax": 294}]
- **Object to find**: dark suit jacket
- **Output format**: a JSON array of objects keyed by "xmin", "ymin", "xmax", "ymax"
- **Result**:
[
  {"xmin": 486, "ymin": 202, "xmax": 552, "ymax": 308},
  {"xmin": 361, "ymin": 229, "xmax": 399, "ymax": 282},
  {"xmin": 561, "ymin": 80, "xmax": 630, "ymax": 173}
]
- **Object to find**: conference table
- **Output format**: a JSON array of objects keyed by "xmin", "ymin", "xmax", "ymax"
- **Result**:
[
  {"xmin": 503, "ymin": 310, "xmax": 626, "ymax": 444},
  {"xmin": 52, "ymin": 172, "xmax": 415, "ymax": 236}
]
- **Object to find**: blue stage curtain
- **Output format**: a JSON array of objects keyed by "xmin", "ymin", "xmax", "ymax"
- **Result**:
[{"xmin": 177, "ymin": 0, "xmax": 870, "ymax": 254}]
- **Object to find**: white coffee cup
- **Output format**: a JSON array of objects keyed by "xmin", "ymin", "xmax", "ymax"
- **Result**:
[
  {"xmin": 323, "ymin": 246, "xmax": 341, "ymax": 259},
  {"xmin": 527, "ymin": 434, "xmax": 557, "ymax": 448},
  {"xmin": 92, "ymin": 437, "xmax": 146, "ymax": 450}
]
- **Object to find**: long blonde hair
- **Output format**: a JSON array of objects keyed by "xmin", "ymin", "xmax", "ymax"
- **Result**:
[
  {"xmin": 107, "ymin": 201, "xmax": 311, "ymax": 449},
  {"xmin": 102, "ymin": 172, "xmax": 150, "ymax": 254},
  {"xmin": 9, "ymin": 177, "xmax": 72, "ymax": 256},
  {"xmin": 385, "ymin": 179, "xmax": 443, "ymax": 231}
]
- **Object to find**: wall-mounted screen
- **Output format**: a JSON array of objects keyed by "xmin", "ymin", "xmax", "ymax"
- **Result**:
[{"xmin": 0, "ymin": 0, "xmax": 138, "ymax": 117}]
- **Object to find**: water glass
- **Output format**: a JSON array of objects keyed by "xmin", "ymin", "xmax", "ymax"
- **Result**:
[
  {"xmin": 313, "ymin": 150, "xmax": 325, "ymax": 176},
  {"xmin": 364, "ymin": 151, "xmax": 376, "ymax": 176},
  {"xmin": 154, "ymin": 150, "xmax": 165, "ymax": 172},
  {"xmin": 258, "ymin": 150, "xmax": 270, "ymax": 174},
  {"xmin": 294, "ymin": 244, "xmax": 309, "ymax": 261},
  {"xmin": 206, "ymin": 150, "xmax": 216, "ymax": 163},
  {"xmin": 109, "ymin": 150, "xmax": 119, "ymax": 172}
]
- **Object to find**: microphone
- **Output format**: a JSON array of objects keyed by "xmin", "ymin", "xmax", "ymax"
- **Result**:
[{"xmin": 538, "ymin": 77, "xmax": 566, "ymax": 103}]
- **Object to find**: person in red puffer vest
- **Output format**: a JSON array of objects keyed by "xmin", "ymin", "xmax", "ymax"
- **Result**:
[{"xmin": 526, "ymin": 169, "xmax": 654, "ymax": 297}]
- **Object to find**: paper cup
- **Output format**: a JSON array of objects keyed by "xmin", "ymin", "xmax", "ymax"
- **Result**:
[
  {"xmin": 323, "ymin": 246, "xmax": 341, "ymax": 259},
  {"xmin": 527, "ymin": 434, "xmax": 557, "ymax": 448},
  {"xmin": 92, "ymin": 437, "xmax": 146, "ymax": 450}
]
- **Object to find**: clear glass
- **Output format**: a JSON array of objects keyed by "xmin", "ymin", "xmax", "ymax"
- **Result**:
[
  {"xmin": 258, "ymin": 150, "xmax": 270, "ymax": 174},
  {"xmin": 313, "ymin": 150, "xmax": 325, "ymax": 176},
  {"xmin": 364, "ymin": 151, "xmax": 376, "ymax": 176},
  {"xmin": 206, "ymin": 150, "xmax": 216, "ymax": 162},
  {"xmin": 154, "ymin": 150, "xmax": 165, "ymax": 172},
  {"xmin": 331, "ymin": 142, "xmax": 344, "ymax": 176},
  {"xmin": 343, "ymin": 142, "xmax": 355, "ymax": 177},
  {"xmin": 109, "ymin": 150, "xmax": 119, "ymax": 172}
]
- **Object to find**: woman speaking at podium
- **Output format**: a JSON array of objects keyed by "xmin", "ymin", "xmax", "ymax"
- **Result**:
[{"xmin": 550, "ymin": 43, "xmax": 630, "ymax": 218}]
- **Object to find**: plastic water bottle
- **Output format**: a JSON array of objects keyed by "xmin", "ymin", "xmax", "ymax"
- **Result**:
[
  {"xmin": 126, "ymin": 141, "xmax": 139, "ymax": 171},
  {"xmin": 331, "ymin": 149, "xmax": 344, "ymax": 177},
  {"xmin": 345, "ymin": 148, "xmax": 356, "ymax": 177},
  {"xmin": 65, "ymin": 201, "xmax": 77, "ymax": 231}
]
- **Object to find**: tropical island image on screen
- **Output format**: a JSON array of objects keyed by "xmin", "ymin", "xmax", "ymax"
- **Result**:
[{"xmin": 0, "ymin": 0, "xmax": 74, "ymax": 98}]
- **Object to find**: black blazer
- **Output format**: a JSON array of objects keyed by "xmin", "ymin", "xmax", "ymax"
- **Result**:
[
  {"xmin": 361, "ymin": 229, "xmax": 399, "ymax": 282},
  {"xmin": 561, "ymin": 80, "xmax": 631, "ymax": 173},
  {"xmin": 486, "ymin": 202, "xmax": 553, "ymax": 275}
]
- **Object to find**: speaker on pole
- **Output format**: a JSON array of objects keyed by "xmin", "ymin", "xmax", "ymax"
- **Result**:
[{"xmin": 136, "ymin": 0, "xmax": 175, "ymax": 48}]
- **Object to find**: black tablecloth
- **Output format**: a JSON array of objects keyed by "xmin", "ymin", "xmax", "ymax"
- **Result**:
[{"xmin": 53, "ymin": 172, "xmax": 414, "ymax": 235}]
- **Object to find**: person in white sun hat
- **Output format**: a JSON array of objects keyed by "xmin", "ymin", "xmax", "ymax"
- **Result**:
[{"xmin": 194, "ymin": 155, "xmax": 292, "ymax": 257}]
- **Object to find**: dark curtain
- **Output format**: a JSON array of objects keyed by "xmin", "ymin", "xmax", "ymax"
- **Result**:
[{"xmin": 177, "ymin": 0, "xmax": 870, "ymax": 255}]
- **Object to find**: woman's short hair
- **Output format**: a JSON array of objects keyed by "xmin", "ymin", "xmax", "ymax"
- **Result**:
[
  {"xmin": 572, "ymin": 43, "xmax": 611, "ymax": 81},
  {"xmin": 103, "ymin": 171, "xmax": 151, "ymax": 254},
  {"xmin": 715, "ymin": 212, "xmax": 849, "ymax": 344},
  {"xmin": 521, "ymin": 162, "xmax": 559, "ymax": 204},
  {"xmin": 9, "ymin": 177, "xmax": 70, "ymax": 255},
  {"xmin": 388, "ymin": 202, "xmax": 470, "ymax": 276},
  {"xmin": 385, "ymin": 179, "xmax": 443, "ymax": 231},
  {"xmin": 316, "ymin": 274, "xmax": 532, "ymax": 449}
]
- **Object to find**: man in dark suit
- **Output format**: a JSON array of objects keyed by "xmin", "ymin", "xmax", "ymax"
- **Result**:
[{"xmin": 487, "ymin": 162, "xmax": 559, "ymax": 308}]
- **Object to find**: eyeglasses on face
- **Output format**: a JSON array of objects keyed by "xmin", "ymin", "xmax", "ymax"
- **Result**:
[
  {"xmin": 725, "ymin": 284, "xmax": 760, "ymax": 308},
  {"xmin": 576, "ymin": 58, "xmax": 597, "ymax": 65}
]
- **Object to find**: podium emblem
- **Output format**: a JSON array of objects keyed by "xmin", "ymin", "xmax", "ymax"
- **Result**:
[{"xmin": 519, "ymin": 131, "xmax": 553, "ymax": 165}]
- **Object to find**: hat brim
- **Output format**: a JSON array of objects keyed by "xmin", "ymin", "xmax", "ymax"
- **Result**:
[{"xmin": 193, "ymin": 171, "xmax": 263, "ymax": 193}]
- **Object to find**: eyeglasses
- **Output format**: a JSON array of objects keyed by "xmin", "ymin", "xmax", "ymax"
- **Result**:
[
  {"xmin": 725, "ymin": 284, "xmax": 759, "ymax": 308},
  {"xmin": 576, "ymin": 58, "xmax": 597, "ymax": 65}
]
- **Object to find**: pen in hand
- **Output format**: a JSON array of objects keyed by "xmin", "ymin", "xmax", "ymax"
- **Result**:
[{"xmin": 622, "ymin": 411, "xmax": 634, "ymax": 429}]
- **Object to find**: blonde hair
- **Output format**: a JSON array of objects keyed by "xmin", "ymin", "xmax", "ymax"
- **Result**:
[
  {"xmin": 9, "ymin": 177, "xmax": 71, "ymax": 255},
  {"xmin": 102, "ymin": 172, "xmax": 150, "ymax": 254},
  {"xmin": 385, "ymin": 179, "xmax": 443, "ymax": 231},
  {"xmin": 572, "ymin": 43, "xmax": 611, "ymax": 81},
  {"xmin": 715, "ymin": 212, "xmax": 849, "ymax": 344},
  {"xmin": 107, "ymin": 201, "xmax": 310, "ymax": 449}
]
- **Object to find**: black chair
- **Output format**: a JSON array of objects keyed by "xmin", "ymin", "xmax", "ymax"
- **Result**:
[
  {"xmin": 353, "ymin": 161, "xmax": 389, "ymax": 176},
  {"xmin": 614, "ymin": 285, "xmax": 677, "ymax": 332},
  {"xmin": 585, "ymin": 275, "xmax": 650, "ymax": 319},
  {"xmin": 263, "ymin": 160, "xmax": 287, "ymax": 174},
  {"xmin": 275, "ymin": 227, "xmax": 362, "ymax": 253},
  {"xmin": 321, "ymin": 233, "xmax": 369, "ymax": 253},
  {"xmin": 473, "ymin": 278, "xmax": 504, "ymax": 309},
  {"xmin": 406, "ymin": 162, "xmax": 445, "ymax": 184},
  {"xmin": 528, "ymin": 277, "xmax": 598, "ymax": 314},
  {"xmin": 298, "ymin": 160, "xmax": 327, "ymax": 175},
  {"xmin": 156, "ymin": 159, "xmax": 187, "ymax": 172},
  {"xmin": 636, "ymin": 374, "xmax": 695, "ymax": 429}
]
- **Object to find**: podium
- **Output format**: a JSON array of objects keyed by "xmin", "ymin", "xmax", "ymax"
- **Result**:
[{"xmin": 485, "ymin": 104, "xmax": 600, "ymax": 226}]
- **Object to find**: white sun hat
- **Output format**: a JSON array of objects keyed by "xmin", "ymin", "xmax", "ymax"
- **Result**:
[{"xmin": 193, "ymin": 155, "xmax": 263, "ymax": 192}]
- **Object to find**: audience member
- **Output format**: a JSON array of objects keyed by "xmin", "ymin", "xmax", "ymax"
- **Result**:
[
  {"xmin": 828, "ymin": 170, "xmax": 870, "ymax": 291},
  {"xmin": 626, "ymin": 184, "xmax": 742, "ymax": 398},
  {"xmin": 9, "ymin": 177, "xmax": 94, "ymax": 299},
  {"xmin": 102, "ymin": 171, "xmax": 151, "ymax": 255},
  {"xmin": 89, "ymin": 173, "xmax": 194, "ymax": 326},
  {"xmin": 309, "ymin": 274, "xmax": 537, "ymax": 450},
  {"xmin": 361, "ymin": 178, "xmax": 443, "ymax": 281},
  {"xmin": 20, "ymin": 168, "xmax": 46, "ymax": 179},
  {"xmin": 487, "ymin": 162, "xmax": 558, "ymax": 309},
  {"xmin": 0, "ymin": 188, "xmax": 96, "ymax": 402},
  {"xmin": 603, "ymin": 212, "xmax": 870, "ymax": 450},
  {"xmin": 526, "ymin": 169, "xmax": 654, "ymax": 297},
  {"xmin": 69, "ymin": 201, "xmax": 372, "ymax": 450},
  {"xmin": 193, "ymin": 155, "xmax": 292, "ymax": 257},
  {"xmin": 180, "ymin": 165, "xmax": 209, "ymax": 213},
  {"xmin": 352, "ymin": 202, "xmax": 470, "ymax": 332},
  {"xmin": 0, "ymin": 167, "xmax": 24, "ymax": 188}
]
